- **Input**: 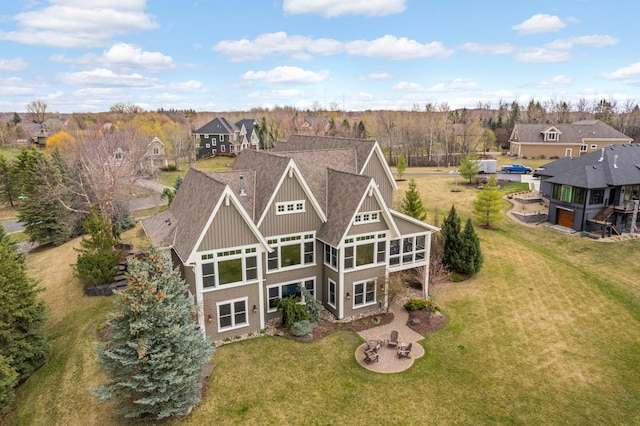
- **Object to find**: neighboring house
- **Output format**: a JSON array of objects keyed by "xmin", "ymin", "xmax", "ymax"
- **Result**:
[
  {"xmin": 140, "ymin": 136, "xmax": 169, "ymax": 173},
  {"xmin": 193, "ymin": 117, "xmax": 259, "ymax": 160},
  {"xmin": 536, "ymin": 143, "xmax": 640, "ymax": 234},
  {"xmin": 236, "ymin": 119, "xmax": 259, "ymax": 151},
  {"xmin": 509, "ymin": 120, "xmax": 632, "ymax": 159},
  {"xmin": 142, "ymin": 135, "xmax": 439, "ymax": 342}
]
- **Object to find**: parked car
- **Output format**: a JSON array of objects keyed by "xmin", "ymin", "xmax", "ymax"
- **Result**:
[{"xmin": 501, "ymin": 163, "xmax": 532, "ymax": 174}]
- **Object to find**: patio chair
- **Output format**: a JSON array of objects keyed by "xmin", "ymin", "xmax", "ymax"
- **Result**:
[
  {"xmin": 364, "ymin": 349, "xmax": 379, "ymax": 363},
  {"xmin": 367, "ymin": 339, "xmax": 382, "ymax": 352},
  {"xmin": 387, "ymin": 330, "xmax": 399, "ymax": 347},
  {"xmin": 397, "ymin": 342, "xmax": 412, "ymax": 358}
]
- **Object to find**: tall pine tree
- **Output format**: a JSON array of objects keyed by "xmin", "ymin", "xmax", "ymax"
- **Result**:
[
  {"xmin": 400, "ymin": 178, "xmax": 427, "ymax": 221},
  {"xmin": 0, "ymin": 227, "xmax": 49, "ymax": 415},
  {"xmin": 460, "ymin": 218, "xmax": 483, "ymax": 274},
  {"xmin": 442, "ymin": 205, "xmax": 464, "ymax": 273},
  {"xmin": 472, "ymin": 175, "xmax": 503, "ymax": 228},
  {"xmin": 91, "ymin": 248, "xmax": 213, "ymax": 421}
]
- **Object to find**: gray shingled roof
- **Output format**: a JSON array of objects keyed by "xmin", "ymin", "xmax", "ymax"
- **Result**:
[
  {"xmin": 273, "ymin": 148, "xmax": 357, "ymax": 212},
  {"xmin": 277, "ymin": 135, "xmax": 377, "ymax": 174},
  {"xmin": 511, "ymin": 120, "xmax": 632, "ymax": 143},
  {"xmin": 142, "ymin": 168, "xmax": 227, "ymax": 262},
  {"xmin": 236, "ymin": 119, "xmax": 257, "ymax": 136},
  {"xmin": 317, "ymin": 169, "xmax": 373, "ymax": 247},
  {"xmin": 193, "ymin": 116, "xmax": 239, "ymax": 134},
  {"xmin": 209, "ymin": 170, "xmax": 256, "ymax": 221},
  {"xmin": 538, "ymin": 143, "xmax": 640, "ymax": 188},
  {"xmin": 231, "ymin": 149, "xmax": 291, "ymax": 222}
]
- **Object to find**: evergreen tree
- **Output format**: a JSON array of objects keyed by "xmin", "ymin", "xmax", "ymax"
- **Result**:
[
  {"xmin": 0, "ymin": 154, "xmax": 16, "ymax": 207},
  {"xmin": 73, "ymin": 206, "xmax": 121, "ymax": 288},
  {"xmin": 0, "ymin": 227, "xmax": 49, "ymax": 415},
  {"xmin": 91, "ymin": 248, "xmax": 213, "ymax": 421},
  {"xmin": 472, "ymin": 175, "xmax": 503, "ymax": 228},
  {"xmin": 459, "ymin": 151, "xmax": 480, "ymax": 183},
  {"xmin": 396, "ymin": 153, "xmax": 407, "ymax": 180},
  {"xmin": 15, "ymin": 148, "xmax": 74, "ymax": 245},
  {"xmin": 442, "ymin": 205, "xmax": 464, "ymax": 273},
  {"xmin": 459, "ymin": 219, "xmax": 483, "ymax": 274},
  {"xmin": 400, "ymin": 178, "xmax": 427, "ymax": 221}
]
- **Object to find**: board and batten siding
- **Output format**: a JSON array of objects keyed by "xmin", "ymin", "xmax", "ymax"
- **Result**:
[
  {"xmin": 198, "ymin": 202, "xmax": 257, "ymax": 252},
  {"xmin": 259, "ymin": 173, "xmax": 322, "ymax": 237},
  {"xmin": 202, "ymin": 283, "xmax": 261, "ymax": 340},
  {"xmin": 342, "ymin": 265, "xmax": 385, "ymax": 318},
  {"xmin": 347, "ymin": 194, "xmax": 388, "ymax": 235},
  {"xmin": 362, "ymin": 157, "xmax": 393, "ymax": 206}
]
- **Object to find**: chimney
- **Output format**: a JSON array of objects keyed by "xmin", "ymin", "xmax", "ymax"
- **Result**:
[
  {"xmin": 598, "ymin": 148, "xmax": 605, "ymax": 162},
  {"xmin": 239, "ymin": 175, "xmax": 247, "ymax": 197}
]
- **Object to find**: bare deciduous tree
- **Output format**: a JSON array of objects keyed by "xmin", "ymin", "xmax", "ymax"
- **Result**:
[{"xmin": 26, "ymin": 100, "xmax": 47, "ymax": 124}]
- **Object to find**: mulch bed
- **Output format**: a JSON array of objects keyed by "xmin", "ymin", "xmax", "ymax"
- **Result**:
[{"xmin": 278, "ymin": 308, "xmax": 446, "ymax": 342}]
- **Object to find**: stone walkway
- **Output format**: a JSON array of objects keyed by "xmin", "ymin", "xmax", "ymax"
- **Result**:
[{"xmin": 355, "ymin": 300, "xmax": 425, "ymax": 373}]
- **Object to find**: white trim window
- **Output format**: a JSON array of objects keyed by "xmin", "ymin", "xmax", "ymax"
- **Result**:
[
  {"xmin": 324, "ymin": 244, "xmax": 337, "ymax": 269},
  {"xmin": 546, "ymin": 132, "xmax": 558, "ymax": 141},
  {"xmin": 204, "ymin": 134, "xmax": 209, "ymax": 139},
  {"xmin": 580, "ymin": 144, "xmax": 588, "ymax": 152},
  {"xmin": 590, "ymin": 144, "xmax": 598, "ymax": 150},
  {"xmin": 200, "ymin": 247, "xmax": 258, "ymax": 289},
  {"xmin": 354, "ymin": 211, "xmax": 379, "ymax": 225},
  {"xmin": 344, "ymin": 233, "xmax": 386, "ymax": 270},
  {"xmin": 267, "ymin": 278, "xmax": 315, "ymax": 312},
  {"xmin": 267, "ymin": 233, "xmax": 315, "ymax": 272},
  {"xmin": 328, "ymin": 279, "xmax": 337, "ymax": 308},
  {"xmin": 389, "ymin": 234, "xmax": 426, "ymax": 267},
  {"xmin": 217, "ymin": 297, "xmax": 248, "ymax": 331},
  {"xmin": 221, "ymin": 145, "xmax": 226, "ymax": 152},
  {"xmin": 220, "ymin": 135, "xmax": 225, "ymax": 141},
  {"xmin": 276, "ymin": 200, "xmax": 305, "ymax": 215},
  {"xmin": 353, "ymin": 280, "xmax": 376, "ymax": 308}
]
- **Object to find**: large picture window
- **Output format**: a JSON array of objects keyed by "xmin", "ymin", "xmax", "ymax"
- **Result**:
[
  {"xmin": 353, "ymin": 280, "xmax": 376, "ymax": 307},
  {"xmin": 589, "ymin": 189, "xmax": 605, "ymax": 205},
  {"xmin": 200, "ymin": 247, "xmax": 258, "ymax": 289},
  {"xmin": 552, "ymin": 184, "xmax": 585, "ymax": 204},
  {"xmin": 267, "ymin": 279, "xmax": 315, "ymax": 311},
  {"xmin": 267, "ymin": 233, "xmax": 315, "ymax": 272},
  {"xmin": 344, "ymin": 233, "xmax": 386, "ymax": 270},
  {"xmin": 218, "ymin": 298, "xmax": 248, "ymax": 331}
]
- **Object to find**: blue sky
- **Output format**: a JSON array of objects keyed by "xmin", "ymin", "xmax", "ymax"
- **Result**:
[{"xmin": 0, "ymin": 0, "xmax": 638, "ymax": 113}]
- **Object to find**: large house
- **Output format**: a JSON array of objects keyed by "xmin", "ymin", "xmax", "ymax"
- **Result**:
[
  {"xmin": 192, "ymin": 117, "xmax": 259, "ymax": 160},
  {"xmin": 536, "ymin": 143, "xmax": 640, "ymax": 234},
  {"xmin": 509, "ymin": 120, "xmax": 632, "ymax": 159},
  {"xmin": 142, "ymin": 135, "xmax": 439, "ymax": 342}
]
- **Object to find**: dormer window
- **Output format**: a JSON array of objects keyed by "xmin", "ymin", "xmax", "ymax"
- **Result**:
[{"xmin": 547, "ymin": 132, "xmax": 557, "ymax": 141}]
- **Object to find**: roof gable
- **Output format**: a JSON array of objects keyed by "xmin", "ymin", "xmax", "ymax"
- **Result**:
[{"xmin": 194, "ymin": 116, "xmax": 239, "ymax": 135}]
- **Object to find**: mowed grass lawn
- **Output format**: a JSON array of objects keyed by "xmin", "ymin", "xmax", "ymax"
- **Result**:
[{"xmin": 4, "ymin": 175, "xmax": 640, "ymax": 425}]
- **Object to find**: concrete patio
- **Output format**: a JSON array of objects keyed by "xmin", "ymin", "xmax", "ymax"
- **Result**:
[{"xmin": 355, "ymin": 300, "xmax": 426, "ymax": 373}]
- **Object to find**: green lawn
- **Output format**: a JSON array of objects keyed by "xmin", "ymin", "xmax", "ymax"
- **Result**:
[
  {"xmin": 3, "ymin": 174, "xmax": 640, "ymax": 425},
  {"xmin": 156, "ymin": 157, "xmax": 233, "ymax": 187}
]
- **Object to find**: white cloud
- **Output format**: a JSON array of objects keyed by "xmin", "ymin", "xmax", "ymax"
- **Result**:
[
  {"xmin": 515, "ymin": 47, "xmax": 571, "ymax": 63},
  {"xmin": 241, "ymin": 66, "xmax": 329, "ymax": 84},
  {"xmin": 512, "ymin": 14, "xmax": 567, "ymax": 35},
  {"xmin": 213, "ymin": 32, "xmax": 343, "ymax": 62},
  {"xmin": 604, "ymin": 62, "xmax": 640, "ymax": 84},
  {"xmin": 545, "ymin": 34, "xmax": 618, "ymax": 51},
  {"xmin": 283, "ymin": 0, "xmax": 406, "ymax": 17},
  {"xmin": 56, "ymin": 68, "xmax": 160, "ymax": 87},
  {"xmin": 52, "ymin": 43, "xmax": 174, "ymax": 73},
  {"xmin": 0, "ymin": 0, "xmax": 157, "ymax": 48},
  {"xmin": 0, "ymin": 77, "xmax": 37, "ymax": 96},
  {"xmin": 346, "ymin": 35, "xmax": 453, "ymax": 60},
  {"xmin": 360, "ymin": 72, "xmax": 393, "ymax": 80},
  {"xmin": 460, "ymin": 43, "xmax": 515, "ymax": 55},
  {"xmin": 392, "ymin": 82, "xmax": 424, "ymax": 92},
  {"xmin": 0, "ymin": 57, "xmax": 28, "ymax": 71},
  {"xmin": 535, "ymin": 75, "xmax": 572, "ymax": 88}
]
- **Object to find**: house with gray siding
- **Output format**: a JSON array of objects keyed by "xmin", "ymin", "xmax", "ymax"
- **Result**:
[
  {"xmin": 536, "ymin": 143, "xmax": 640, "ymax": 234},
  {"xmin": 142, "ymin": 135, "xmax": 439, "ymax": 342},
  {"xmin": 509, "ymin": 120, "xmax": 632, "ymax": 159}
]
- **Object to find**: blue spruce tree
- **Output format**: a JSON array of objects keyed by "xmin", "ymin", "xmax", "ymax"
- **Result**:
[{"xmin": 91, "ymin": 248, "xmax": 213, "ymax": 420}]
